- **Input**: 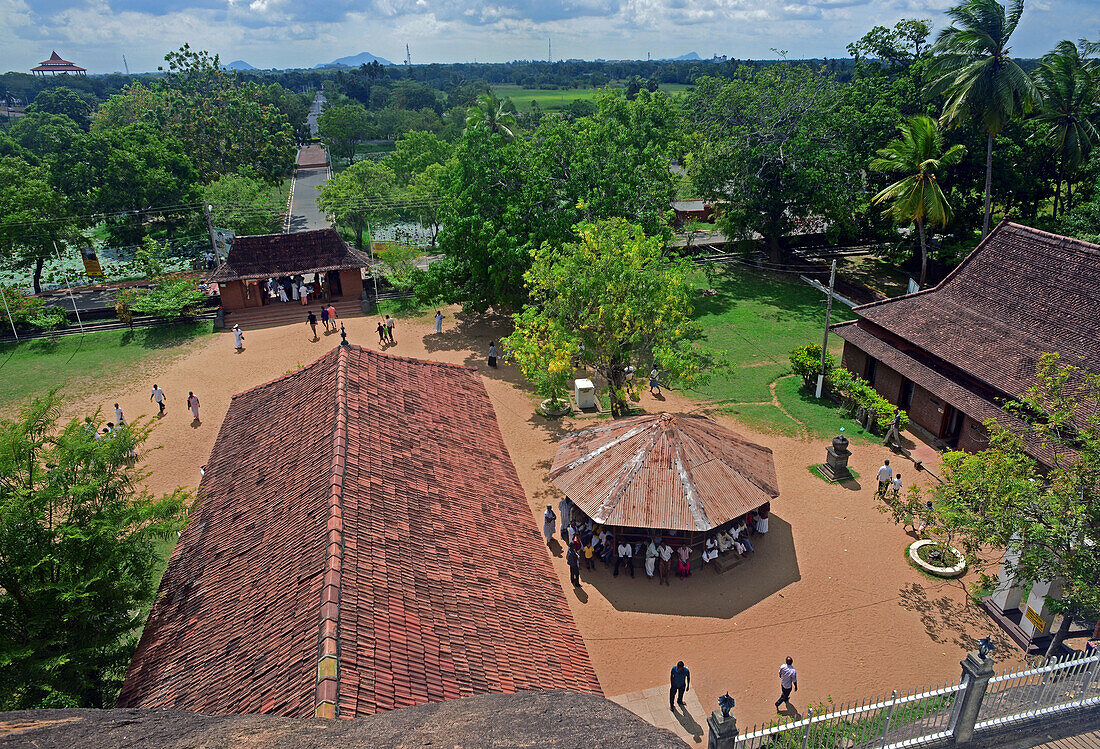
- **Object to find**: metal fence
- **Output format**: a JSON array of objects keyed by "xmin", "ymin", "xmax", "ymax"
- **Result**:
[
  {"xmin": 974, "ymin": 651, "xmax": 1100, "ymax": 732},
  {"xmin": 728, "ymin": 652, "xmax": 1100, "ymax": 749},
  {"xmin": 735, "ymin": 679, "xmax": 964, "ymax": 749}
]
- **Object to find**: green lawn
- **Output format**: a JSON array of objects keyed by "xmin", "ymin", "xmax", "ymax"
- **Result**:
[
  {"xmin": 494, "ymin": 83, "xmax": 692, "ymax": 111},
  {"xmin": 689, "ymin": 264, "xmax": 871, "ymax": 440},
  {"xmin": 0, "ymin": 322, "xmax": 212, "ymax": 413}
]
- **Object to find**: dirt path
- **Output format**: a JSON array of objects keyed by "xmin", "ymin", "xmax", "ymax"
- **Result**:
[{"xmin": 59, "ymin": 307, "xmax": 1022, "ymax": 729}]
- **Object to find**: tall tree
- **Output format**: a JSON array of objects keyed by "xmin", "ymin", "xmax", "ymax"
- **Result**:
[
  {"xmin": 504, "ymin": 219, "xmax": 716, "ymax": 417},
  {"xmin": 318, "ymin": 159, "xmax": 397, "ymax": 249},
  {"xmin": 317, "ymin": 103, "xmax": 373, "ymax": 165},
  {"xmin": 0, "ymin": 394, "xmax": 189, "ymax": 708},
  {"xmin": 688, "ymin": 67, "xmax": 857, "ymax": 262},
  {"xmin": 0, "ymin": 157, "xmax": 71, "ymax": 293},
  {"xmin": 25, "ymin": 88, "xmax": 96, "ymax": 128},
  {"xmin": 1032, "ymin": 40, "xmax": 1100, "ymax": 218},
  {"xmin": 464, "ymin": 92, "xmax": 517, "ymax": 139},
  {"xmin": 204, "ymin": 170, "xmax": 285, "ymax": 235},
  {"xmin": 870, "ymin": 115, "xmax": 967, "ymax": 285},
  {"xmin": 930, "ymin": 0, "xmax": 1040, "ymax": 237},
  {"xmin": 384, "ymin": 130, "xmax": 453, "ymax": 186}
]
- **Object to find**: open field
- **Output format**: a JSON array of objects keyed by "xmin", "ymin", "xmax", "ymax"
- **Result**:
[
  {"xmin": 0, "ymin": 322, "xmax": 212, "ymax": 413},
  {"xmin": 494, "ymin": 83, "xmax": 693, "ymax": 111}
]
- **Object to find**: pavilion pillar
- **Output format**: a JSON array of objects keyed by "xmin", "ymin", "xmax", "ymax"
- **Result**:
[
  {"xmin": 1020, "ymin": 578, "xmax": 1064, "ymax": 642},
  {"xmin": 987, "ymin": 546, "xmax": 1025, "ymax": 614}
]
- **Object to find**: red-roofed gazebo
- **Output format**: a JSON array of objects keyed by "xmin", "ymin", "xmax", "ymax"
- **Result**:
[{"xmin": 31, "ymin": 51, "xmax": 87, "ymax": 76}]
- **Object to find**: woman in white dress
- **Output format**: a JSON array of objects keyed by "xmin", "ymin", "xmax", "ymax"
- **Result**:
[
  {"xmin": 291, "ymin": 281, "xmax": 299, "ymax": 301},
  {"xmin": 278, "ymin": 284, "xmax": 289, "ymax": 303}
]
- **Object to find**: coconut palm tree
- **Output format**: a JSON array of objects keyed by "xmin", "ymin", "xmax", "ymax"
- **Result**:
[
  {"xmin": 930, "ymin": 0, "xmax": 1040, "ymax": 238},
  {"xmin": 464, "ymin": 92, "xmax": 517, "ymax": 140},
  {"xmin": 871, "ymin": 115, "xmax": 967, "ymax": 286},
  {"xmin": 1033, "ymin": 40, "xmax": 1100, "ymax": 218}
]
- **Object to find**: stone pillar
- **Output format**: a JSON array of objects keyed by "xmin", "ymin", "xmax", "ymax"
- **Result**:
[
  {"xmin": 707, "ymin": 711, "xmax": 738, "ymax": 749},
  {"xmin": 1020, "ymin": 578, "xmax": 1064, "ymax": 642},
  {"xmin": 986, "ymin": 547, "xmax": 1025, "ymax": 614},
  {"xmin": 951, "ymin": 650, "xmax": 995, "ymax": 744}
]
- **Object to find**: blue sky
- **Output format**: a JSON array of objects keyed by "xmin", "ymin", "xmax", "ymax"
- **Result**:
[{"xmin": 1, "ymin": 0, "xmax": 1095, "ymax": 74}]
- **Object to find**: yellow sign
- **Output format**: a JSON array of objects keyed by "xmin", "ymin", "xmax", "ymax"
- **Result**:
[
  {"xmin": 1025, "ymin": 606, "xmax": 1047, "ymax": 633},
  {"xmin": 81, "ymin": 248, "xmax": 103, "ymax": 278}
]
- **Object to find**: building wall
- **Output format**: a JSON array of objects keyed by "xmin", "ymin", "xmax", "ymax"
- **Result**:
[
  {"xmin": 841, "ymin": 342, "xmax": 868, "ymax": 379},
  {"xmin": 956, "ymin": 415, "xmax": 990, "ymax": 453},
  {"xmin": 337, "ymin": 269, "xmax": 363, "ymax": 300},
  {"xmin": 909, "ymin": 385, "xmax": 947, "ymax": 437},
  {"xmin": 873, "ymin": 362, "xmax": 904, "ymax": 403},
  {"xmin": 219, "ymin": 282, "xmax": 246, "ymax": 311}
]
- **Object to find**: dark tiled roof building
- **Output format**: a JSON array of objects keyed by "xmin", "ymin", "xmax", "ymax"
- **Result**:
[
  {"xmin": 119, "ymin": 346, "xmax": 601, "ymax": 718},
  {"xmin": 833, "ymin": 222, "xmax": 1100, "ymax": 463},
  {"xmin": 208, "ymin": 229, "xmax": 370, "ymax": 311}
]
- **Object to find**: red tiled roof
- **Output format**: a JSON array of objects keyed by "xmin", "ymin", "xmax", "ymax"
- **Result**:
[
  {"xmin": 548, "ymin": 412, "xmax": 778, "ymax": 532},
  {"xmin": 118, "ymin": 345, "xmax": 601, "ymax": 718},
  {"xmin": 32, "ymin": 51, "xmax": 85, "ymax": 72},
  {"xmin": 850, "ymin": 222, "xmax": 1100, "ymax": 401},
  {"xmin": 207, "ymin": 229, "xmax": 370, "ymax": 283}
]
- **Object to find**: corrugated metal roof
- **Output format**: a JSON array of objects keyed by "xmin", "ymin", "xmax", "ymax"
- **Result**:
[{"xmin": 548, "ymin": 413, "xmax": 778, "ymax": 532}]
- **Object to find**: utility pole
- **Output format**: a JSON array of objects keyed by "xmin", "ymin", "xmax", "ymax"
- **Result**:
[
  {"xmin": 548, "ymin": 38, "xmax": 552, "ymax": 63},
  {"xmin": 205, "ymin": 204, "xmax": 221, "ymax": 261},
  {"xmin": 816, "ymin": 259, "xmax": 837, "ymax": 399}
]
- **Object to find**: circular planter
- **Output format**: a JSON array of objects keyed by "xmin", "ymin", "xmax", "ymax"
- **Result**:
[
  {"xmin": 539, "ymin": 398, "xmax": 572, "ymax": 418},
  {"xmin": 908, "ymin": 540, "xmax": 967, "ymax": 578}
]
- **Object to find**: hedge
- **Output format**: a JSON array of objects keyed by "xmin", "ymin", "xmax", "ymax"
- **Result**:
[{"xmin": 790, "ymin": 344, "xmax": 909, "ymax": 433}]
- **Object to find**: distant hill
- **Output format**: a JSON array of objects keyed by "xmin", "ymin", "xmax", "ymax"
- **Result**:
[
  {"xmin": 315, "ymin": 51, "xmax": 395, "ymax": 69},
  {"xmin": 670, "ymin": 52, "xmax": 701, "ymax": 61},
  {"xmin": 225, "ymin": 60, "xmax": 256, "ymax": 71}
]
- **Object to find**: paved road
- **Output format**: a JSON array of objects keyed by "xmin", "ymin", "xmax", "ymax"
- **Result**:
[
  {"xmin": 288, "ymin": 167, "xmax": 332, "ymax": 233},
  {"xmin": 307, "ymin": 92, "xmax": 324, "ymax": 138}
]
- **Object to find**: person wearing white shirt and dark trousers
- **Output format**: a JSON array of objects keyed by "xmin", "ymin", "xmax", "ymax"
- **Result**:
[
  {"xmin": 776, "ymin": 656, "xmax": 798, "ymax": 711},
  {"xmin": 875, "ymin": 459, "xmax": 893, "ymax": 498},
  {"xmin": 614, "ymin": 541, "xmax": 634, "ymax": 578}
]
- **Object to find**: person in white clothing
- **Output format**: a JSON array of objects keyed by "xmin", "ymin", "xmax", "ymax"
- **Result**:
[
  {"xmin": 890, "ymin": 473, "xmax": 903, "ymax": 498},
  {"xmin": 615, "ymin": 541, "xmax": 634, "ymax": 577},
  {"xmin": 702, "ymin": 536, "xmax": 719, "ymax": 571},
  {"xmin": 542, "ymin": 505, "xmax": 556, "ymax": 544},
  {"xmin": 113, "ymin": 403, "xmax": 126, "ymax": 425},
  {"xmin": 658, "ymin": 541, "xmax": 673, "ymax": 585},
  {"xmin": 278, "ymin": 284, "xmax": 289, "ymax": 302},
  {"xmin": 150, "ymin": 384, "xmax": 167, "ymax": 416},
  {"xmin": 434, "ymin": 310, "xmax": 444, "ymax": 333},
  {"xmin": 233, "ymin": 324, "xmax": 245, "ymax": 352},
  {"xmin": 875, "ymin": 459, "xmax": 893, "ymax": 498}
]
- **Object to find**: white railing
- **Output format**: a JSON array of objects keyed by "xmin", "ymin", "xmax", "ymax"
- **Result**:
[
  {"xmin": 735, "ymin": 678, "xmax": 964, "ymax": 749},
  {"xmin": 974, "ymin": 651, "xmax": 1100, "ymax": 731}
]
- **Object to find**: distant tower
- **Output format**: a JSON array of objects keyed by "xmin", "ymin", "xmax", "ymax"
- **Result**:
[
  {"xmin": 123, "ymin": 54, "xmax": 130, "ymax": 75},
  {"xmin": 404, "ymin": 44, "xmax": 411, "ymax": 66},
  {"xmin": 548, "ymin": 37, "xmax": 551, "ymax": 63}
]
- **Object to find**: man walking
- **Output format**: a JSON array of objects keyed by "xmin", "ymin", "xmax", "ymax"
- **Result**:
[
  {"xmin": 558, "ymin": 496, "xmax": 571, "ymax": 540},
  {"xmin": 434, "ymin": 310, "xmax": 444, "ymax": 333},
  {"xmin": 384, "ymin": 315, "xmax": 395, "ymax": 343},
  {"xmin": 113, "ymin": 403, "xmax": 126, "ymax": 426},
  {"xmin": 875, "ymin": 459, "xmax": 893, "ymax": 498},
  {"xmin": 882, "ymin": 411, "xmax": 902, "ymax": 449},
  {"xmin": 566, "ymin": 544, "xmax": 581, "ymax": 587},
  {"xmin": 327, "ymin": 304, "xmax": 338, "ymax": 331},
  {"xmin": 320, "ymin": 305, "xmax": 330, "ymax": 332},
  {"xmin": 776, "ymin": 656, "xmax": 798, "ymax": 711},
  {"xmin": 150, "ymin": 384, "xmax": 167, "ymax": 416},
  {"xmin": 658, "ymin": 540, "xmax": 673, "ymax": 586},
  {"xmin": 670, "ymin": 661, "xmax": 690, "ymax": 710},
  {"xmin": 307, "ymin": 310, "xmax": 318, "ymax": 340},
  {"xmin": 233, "ymin": 324, "xmax": 245, "ymax": 353},
  {"xmin": 543, "ymin": 505, "xmax": 556, "ymax": 545}
]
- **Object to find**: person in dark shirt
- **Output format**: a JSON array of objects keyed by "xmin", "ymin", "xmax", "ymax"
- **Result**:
[
  {"xmin": 566, "ymin": 545, "xmax": 581, "ymax": 587},
  {"xmin": 670, "ymin": 661, "xmax": 690, "ymax": 709},
  {"xmin": 307, "ymin": 310, "xmax": 318, "ymax": 340}
]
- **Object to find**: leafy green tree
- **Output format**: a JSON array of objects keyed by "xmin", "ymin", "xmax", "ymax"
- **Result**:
[
  {"xmin": 504, "ymin": 219, "xmax": 716, "ymax": 417},
  {"xmin": 464, "ymin": 92, "xmax": 517, "ymax": 139},
  {"xmin": 0, "ymin": 156, "xmax": 72, "ymax": 293},
  {"xmin": 9, "ymin": 111, "xmax": 84, "ymax": 163},
  {"xmin": 124, "ymin": 279, "xmax": 207, "ymax": 320},
  {"xmin": 688, "ymin": 67, "xmax": 858, "ymax": 262},
  {"xmin": 847, "ymin": 19, "xmax": 934, "ymax": 66},
  {"xmin": 384, "ymin": 130, "xmax": 453, "ymax": 186},
  {"xmin": 922, "ymin": 353, "xmax": 1100, "ymax": 656},
  {"xmin": 930, "ymin": 0, "xmax": 1040, "ymax": 237},
  {"xmin": 203, "ymin": 170, "xmax": 285, "ymax": 235},
  {"xmin": 870, "ymin": 115, "xmax": 967, "ymax": 285},
  {"xmin": 25, "ymin": 88, "xmax": 96, "ymax": 128},
  {"xmin": 0, "ymin": 393, "xmax": 190, "ymax": 708},
  {"xmin": 405, "ymin": 161, "xmax": 449, "ymax": 247},
  {"xmin": 317, "ymin": 103, "xmax": 372, "ymax": 164},
  {"xmin": 1032, "ymin": 40, "xmax": 1100, "ymax": 218},
  {"xmin": 318, "ymin": 159, "xmax": 398, "ymax": 249}
]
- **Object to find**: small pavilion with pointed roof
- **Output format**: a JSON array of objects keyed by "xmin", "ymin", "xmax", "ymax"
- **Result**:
[
  {"xmin": 31, "ymin": 52, "xmax": 87, "ymax": 76},
  {"xmin": 548, "ymin": 412, "xmax": 779, "ymax": 563}
]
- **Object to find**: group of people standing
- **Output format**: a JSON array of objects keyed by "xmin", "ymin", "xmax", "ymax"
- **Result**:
[
  {"xmin": 265, "ymin": 274, "xmax": 324, "ymax": 305},
  {"xmin": 545, "ymin": 497, "xmax": 771, "ymax": 587}
]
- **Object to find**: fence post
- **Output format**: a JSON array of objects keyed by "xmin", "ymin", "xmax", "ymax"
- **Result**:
[
  {"xmin": 801, "ymin": 708, "xmax": 814, "ymax": 749},
  {"xmin": 879, "ymin": 691, "xmax": 898, "ymax": 748},
  {"xmin": 1077, "ymin": 653, "xmax": 1100, "ymax": 707},
  {"xmin": 951, "ymin": 650, "xmax": 996, "ymax": 744}
]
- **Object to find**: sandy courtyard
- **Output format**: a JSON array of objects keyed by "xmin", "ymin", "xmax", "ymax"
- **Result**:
[{"xmin": 51, "ymin": 305, "xmax": 1022, "ymax": 732}]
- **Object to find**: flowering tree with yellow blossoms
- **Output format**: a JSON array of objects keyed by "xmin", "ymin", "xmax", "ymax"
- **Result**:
[{"xmin": 505, "ymin": 218, "xmax": 717, "ymax": 417}]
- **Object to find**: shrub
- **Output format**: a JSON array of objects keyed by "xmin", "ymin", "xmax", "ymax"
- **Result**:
[
  {"xmin": 128, "ymin": 279, "xmax": 206, "ymax": 320},
  {"xmin": 789, "ymin": 344, "xmax": 835, "ymax": 388},
  {"xmin": 28, "ymin": 305, "xmax": 69, "ymax": 331}
]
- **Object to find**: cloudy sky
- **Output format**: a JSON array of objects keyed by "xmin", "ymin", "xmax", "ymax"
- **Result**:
[{"xmin": 1, "ymin": 0, "xmax": 1094, "ymax": 73}]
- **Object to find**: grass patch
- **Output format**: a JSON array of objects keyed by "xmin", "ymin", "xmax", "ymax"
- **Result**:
[
  {"xmin": 0, "ymin": 322, "xmax": 212, "ymax": 412},
  {"xmin": 774, "ymin": 376, "xmax": 878, "ymax": 444},
  {"xmin": 808, "ymin": 464, "xmax": 860, "ymax": 483},
  {"xmin": 494, "ymin": 83, "xmax": 692, "ymax": 111},
  {"xmin": 697, "ymin": 361, "xmax": 789, "ymax": 403},
  {"xmin": 373, "ymin": 298, "xmax": 432, "ymax": 318},
  {"xmin": 715, "ymin": 403, "xmax": 801, "ymax": 438}
]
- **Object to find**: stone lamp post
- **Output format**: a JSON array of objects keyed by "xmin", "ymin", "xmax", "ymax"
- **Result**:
[{"xmin": 820, "ymin": 428, "xmax": 854, "ymax": 481}]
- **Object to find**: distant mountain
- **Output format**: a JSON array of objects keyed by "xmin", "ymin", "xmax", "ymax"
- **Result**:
[
  {"xmin": 315, "ymin": 51, "xmax": 395, "ymax": 69},
  {"xmin": 670, "ymin": 52, "xmax": 701, "ymax": 61},
  {"xmin": 225, "ymin": 60, "xmax": 256, "ymax": 71}
]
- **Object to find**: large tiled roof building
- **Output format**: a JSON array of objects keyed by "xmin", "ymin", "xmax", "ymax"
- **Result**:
[
  {"xmin": 833, "ymin": 222, "xmax": 1100, "ymax": 463},
  {"xmin": 118, "ymin": 345, "xmax": 601, "ymax": 718}
]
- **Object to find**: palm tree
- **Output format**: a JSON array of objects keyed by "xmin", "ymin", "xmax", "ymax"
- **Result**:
[
  {"xmin": 464, "ymin": 92, "xmax": 517, "ymax": 140},
  {"xmin": 930, "ymin": 0, "xmax": 1040, "ymax": 237},
  {"xmin": 1033, "ymin": 41, "xmax": 1100, "ymax": 218},
  {"xmin": 871, "ymin": 115, "xmax": 967, "ymax": 286}
]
